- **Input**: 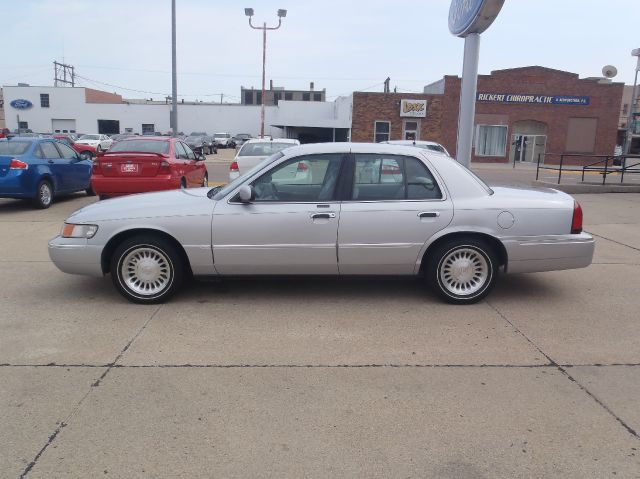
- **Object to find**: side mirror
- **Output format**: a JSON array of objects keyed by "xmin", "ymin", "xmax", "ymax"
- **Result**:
[{"xmin": 238, "ymin": 185, "xmax": 254, "ymax": 203}]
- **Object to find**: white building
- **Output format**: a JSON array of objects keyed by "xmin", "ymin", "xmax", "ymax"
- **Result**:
[{"xmin": 1, "ymin": 85, "xmax": 352, "ymax": 142}]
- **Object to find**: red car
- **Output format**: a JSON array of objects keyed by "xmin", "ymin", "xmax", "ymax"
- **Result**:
[
  {"xmin": 53, "ymin": 134, "xmax": 97, "ymax": 160},
  {"xmin": 91, "ymin": 137, "xmax": 208, "ymax": 199}
]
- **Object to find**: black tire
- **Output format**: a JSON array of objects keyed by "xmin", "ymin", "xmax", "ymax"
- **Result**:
[
  {"xmin": 96, "ymin": 145, "xmax": 102, "ymax": 153},
  {"xmin": 426, "ymin": 237, "xmax": 498, "ymax": 305},
  {"xmin": 202, "ymin": 172, "xmax": 209, "ymax": 187},
  {"xmin": 110, "ymin": 235, "xmax": 185, "ymax": 304},
  {"xmin": 86, "ymin": 186, "xmax": 96, "ymax": 196},
  {"xmin": 33, "ymin": 180, "xmax": 53, "ymax": 209},
  {"xmin": 180, "ymin": 178, "xmax": 187, "ymax": 189},
  {"xmin": 99, "ymin": 195, "xmax": 109, "ymax": 201}
]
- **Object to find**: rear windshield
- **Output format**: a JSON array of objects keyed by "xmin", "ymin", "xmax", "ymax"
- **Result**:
[
  {"xmin": 108, "ymin": 140, "xmax": 170, "ymax": 154},
  {"xmin": 238, "ymin": 142, "xmax": 294, "ymax": 157},
  {"xmin": 0, "ymin": 141, "xmax": 30, "ymax": 155},
  {"xmin": 79, "ymin": 135, "xmax": 100, "ymax": 140},
  {"xmin": 424, "ymin": 144, "xmax": 446, "ymax": 153}
]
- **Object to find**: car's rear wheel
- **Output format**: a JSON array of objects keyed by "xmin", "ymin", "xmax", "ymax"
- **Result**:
[
  {"xmin": 96, "ymin": 145, "xmax": 102, "ymax": 153},
  {"xmin": 180, "ymin": 178, "xmax": 187, "ymax": 189},
  {"xmin": 33, "ymin": 180, "xmax": 53, "ymax": 209},
  {"xmin": 80, "ymin": 151, "xmax": 94, "ymax": 161},
  {"xmin": 86, "ymin": 186, "xmax": 96, "ymax": 196},
  {"xmin": 111, "ymin": 235, "xmax": 185, "ymax": 304},
  {"xmin": 427, "ymin": 237, "xmax": 497, "ymax": 305}
]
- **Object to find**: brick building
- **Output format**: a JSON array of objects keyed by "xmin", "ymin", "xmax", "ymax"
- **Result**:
[{"xmin": 352, "ymin": 67, "xmax": 624, "ymax": 164}]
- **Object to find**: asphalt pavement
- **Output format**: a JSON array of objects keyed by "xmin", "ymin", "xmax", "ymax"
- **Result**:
[{"xmin": 1, "ymin": 150, "xmax": 639, "ymax": 478}]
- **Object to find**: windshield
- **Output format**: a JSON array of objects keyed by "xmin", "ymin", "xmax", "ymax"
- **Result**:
[
  {"xmin": 238, "ymin": 142, "xmax": 294, "ymax": 157},
  {"xmin": 185, "ymin": 136, "xmax": 202, "ymax": 141},
  {"xmin": 79, "ymin": 135, "xmax": 100, "ymax": 140},
  {"xmin": 190, "ymin": 132, "xmax": 206, "ymax": 136},
  {"xmin": 214, "ymin": 133, "xmax": 229, "ymax": 138},
  {"xmin": 212, "ymin": 152, "xmax": 284, "ymax": 200},
  {"xmin": 0, "ymin": 141, "xmax": 30, "ymax": 155},
  {"xmin": 108, "ymin": 139, "xmax": 170, "ymax": 154}
]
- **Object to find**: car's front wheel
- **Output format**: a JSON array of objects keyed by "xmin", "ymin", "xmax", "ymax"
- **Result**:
[
  {"xmin": 111, "ymin": 235, "xmax": 185, "ymax": 304},
  {"xmin": 427, "ymin": 237, "xmax": 498, "ymax": 305}
]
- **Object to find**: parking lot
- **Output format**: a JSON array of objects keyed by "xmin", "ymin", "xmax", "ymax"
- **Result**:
[{"xmin": 1, "ymin": 152, "xmax": 640, "ymax": 478}]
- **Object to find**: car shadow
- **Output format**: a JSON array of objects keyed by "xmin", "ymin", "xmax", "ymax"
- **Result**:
[{"xmin": 0, "ymin": 192, "xmax": 90, "ymax": 212}]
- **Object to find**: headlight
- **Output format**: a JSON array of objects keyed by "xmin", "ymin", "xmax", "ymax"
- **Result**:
[{"xmin": 61, "ymin": 223, "xmax": 99, "ymax": 239}]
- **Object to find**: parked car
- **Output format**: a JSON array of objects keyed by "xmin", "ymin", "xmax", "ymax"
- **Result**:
[
  {"xmin": 49, "ymin": 142, "xmax": 594, "ymax": 304},
  {"xmin": 1, "ymin": 128, "xmax": 12, "ymax": 139},
  {"xmin": 381, "ymin": 140, "xmax": 450, "ymax": 156},
  {"xmin": 90, "ymin": 137, "xmax": 208, "ymax": 200},
  {"xmin": 186, "ymin": 133, "xmax": 216, "ymax": 155},
  {"xmin": 76, "ymin": 134, "xmax": 113, "ymax": 152},
  {"xmin": 229, "ymin": 138, "xmax": 300, "ymax": 180},
  {"xmin": 213, "ymin": 132, "xmax": 232, "ymax": 148},
  {"xmin": 53, "ymin": 135, "xmax": 97, "ymax": 160},
  {"xmin": 228, "ymin": 133, "xmax": 252, "ymax": 149},
  {"xmin": 0, "ymin": 137, "xmax": 93, "ymax": 208}
]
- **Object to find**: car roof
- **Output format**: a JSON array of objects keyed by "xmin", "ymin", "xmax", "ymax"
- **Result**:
[
  {"xmin": 118, "ymin": 136, "xmax": 170, "ymax": 141},
  {"xmin": 244, "ymin": 138, "xmax": 299, "ymax": 145},
  {"xmin": 383, "ymin": 140, "xmax": 443, "ymax": 146},
  {"xmin": 280, "ymin": 142, "xmax": 452, "ymax": 158}
]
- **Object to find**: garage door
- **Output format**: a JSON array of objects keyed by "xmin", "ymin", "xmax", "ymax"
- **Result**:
[{"xmin": 52, "ymin": 119, "xmax": 77, "ymax": 134}]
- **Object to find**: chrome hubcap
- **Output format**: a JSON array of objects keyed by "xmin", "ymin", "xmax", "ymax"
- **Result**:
[
  {"xmin": 120, "ymin": 247, "xmax": 171, "ymax": 296},
  {"xmin": 40, "ymin": 184, "xmax": 51, "ymax": 205},
  {"xmin": 440, "ymin": 248, "xmax": 488, "ymax": 296}
]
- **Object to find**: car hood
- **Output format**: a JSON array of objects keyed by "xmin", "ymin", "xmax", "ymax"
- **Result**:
[{"xmin": 68, "ymin": 188, "xmax": 215, "ymax": 223}]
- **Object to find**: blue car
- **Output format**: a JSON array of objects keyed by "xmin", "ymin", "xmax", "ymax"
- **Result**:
[{"xmin": 0, "ymin": 137, "xmax": 94, "ymax": 208}]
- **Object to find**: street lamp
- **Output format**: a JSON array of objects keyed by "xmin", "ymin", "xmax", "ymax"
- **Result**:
[
  {"xmin": 623, "ymin": 48, "xmax": 640, "ymax": 157},
  {"xmin": 245, "ymin": 8, "xmax": 287, "ymax": 138}
]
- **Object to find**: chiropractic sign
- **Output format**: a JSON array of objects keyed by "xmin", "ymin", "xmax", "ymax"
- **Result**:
[{"xmin": 477, "ymin": 92, "xmax": 590, "ymax": 106}]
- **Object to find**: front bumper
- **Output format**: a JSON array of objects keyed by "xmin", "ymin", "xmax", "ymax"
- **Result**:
[
  {"xmin": 503, "ymin": 232, "xmax": 595, "ymax": 274},
  {"xmin": 48, "ymin": 236, "xmax": 104, "ymax": 277}
]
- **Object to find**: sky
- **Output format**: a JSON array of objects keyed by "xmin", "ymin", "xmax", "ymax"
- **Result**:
[{"xmin": 2, "ymin": 0, "xmax": 639, "ymax": 102}]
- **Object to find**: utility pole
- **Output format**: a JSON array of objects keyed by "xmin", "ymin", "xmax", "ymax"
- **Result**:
[
  {"xmin": 53, "ymin": 61, "xmax": 75, "ymax": 87},
  {"xmin": 171, "ymin": 0, "xmax": 178, "ymax": 136},
  {"xmin": 245, "ymin": 8, "xmax": 287, "ymax": 138}
]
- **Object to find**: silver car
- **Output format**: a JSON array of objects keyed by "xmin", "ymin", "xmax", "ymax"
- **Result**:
[{"xmin": 49, "ymin": 143, "xmax": 594, "ymax": 304}]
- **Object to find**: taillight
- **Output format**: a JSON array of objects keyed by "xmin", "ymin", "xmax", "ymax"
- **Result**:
[
  {"xmin": 92, "ymin": 161, "xmax": 102, "ymax": 174},
  {"xmin": 571, "ymin": 201, "xmax": 583, "ymax": 234},
  {"xmin": 230, "ymin": 161, "xmax": 239, "ymax": 172},
  {"xmin": 296, "ymin": 161, "xmax": 308, "ymax": 172},
  {"xmin": 9, "ymin": 158, "xmax": 28, "ymax": 170},
  {"xmin": 159, "ymin": 160, "xmax": 171, "ymax": 174}
]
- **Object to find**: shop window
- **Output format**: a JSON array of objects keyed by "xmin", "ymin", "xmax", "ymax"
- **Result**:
[
  {"xmin": 403, "ymin": 120, "xmax": 419, "ymax": 141},
  {"xmin": 565, "ymin": 118, "xmax": 597, "ymax": 153},
  {"xmin": 475, "ymin": 125, "xmax": 507, "ymax": 156},
  {"xmin": 40, "ymin": 94, "xmax": 50, "ymax": 108},
  {"xmin": 285, "ymin": 92, "xmax": 293, "ymax": 101},
  {"xmin": 313, "ymin": 93, "xmax": 322, "ymax": 101},
  {"xmin": 244, "ymin": 91, "xmax": 253, "ymax": 104},
  {"xmin": 374, "ymin": 121, "xmax": 390, "ymax": 143},
  {"xmin": 302, "ymin": 93, "xmax": 310, "ymax": 101},
  {"xmin": 256, "ymin": 91, "xmax": 262, "ymax": 105},
  {"xmin": 274, "ymin": 92, "xmax": 281, "ymax": 105},
  {"xmin": 18, "ymin": 121, "xmax": 28, "ymax": 130}
]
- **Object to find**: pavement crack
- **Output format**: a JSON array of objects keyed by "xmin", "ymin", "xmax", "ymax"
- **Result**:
[
  {"xmin": 589, "ymin": 232, "xmax": 640, "ymax": 252},
  {"xmin": 486, "ymin": 300, "xmax": 640, "ymax": 442},
  {"xmin": 18, "ymin": 304, "xmax": 163, "ymax": 478}
]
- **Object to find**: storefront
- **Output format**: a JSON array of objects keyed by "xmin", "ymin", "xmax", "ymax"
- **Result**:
[{"xmin": 351, "ymin": 67, "xmax": 624, "ymax": 164}]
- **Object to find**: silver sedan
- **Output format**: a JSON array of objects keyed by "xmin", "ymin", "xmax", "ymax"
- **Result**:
[{"xmin": 49, "ymin": 143, "xmax": 594, "ymax": 304}]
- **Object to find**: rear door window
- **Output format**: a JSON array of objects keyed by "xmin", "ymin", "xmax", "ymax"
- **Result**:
[
  {"xmin": 56, "ymin": 142, "xmax": 78, "ymax": 159},
  {"xmin": 352, "ymin": 154, "xmax": 441, "ymax": 201},
  {"xmin": 40, "ymin": 142, "xmax": 62, "ymax": 159}
]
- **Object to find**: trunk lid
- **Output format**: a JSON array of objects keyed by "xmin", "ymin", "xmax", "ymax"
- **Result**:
[{"xmin": 97, "ymin": 152, "xmax": 166, "ymax": 177}]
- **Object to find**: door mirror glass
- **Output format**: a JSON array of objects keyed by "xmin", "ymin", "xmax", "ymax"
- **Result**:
[{"xmin": 238, "ymin": 185, "xmax": 254, "ymax": 203}]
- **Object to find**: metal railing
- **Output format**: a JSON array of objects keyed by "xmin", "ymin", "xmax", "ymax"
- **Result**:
[{"xmin": 536, "ymin": 153, "xmax": 640, "ymax": 185}]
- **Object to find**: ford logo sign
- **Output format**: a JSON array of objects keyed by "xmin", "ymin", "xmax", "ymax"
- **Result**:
[
  {"xmin": 10, "ymin": 99, "xmax": 33, "ymax": 110},
  {"xmin": 449, "ymin": 0, "xmax": 504, "ymax": 37}
]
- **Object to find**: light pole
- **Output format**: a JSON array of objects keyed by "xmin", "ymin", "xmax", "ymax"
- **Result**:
[
  {"xmin": 171, "ymin": 0, "xmax": 178, "ymax": 136},
  {"xmin": 623, "ymin": 48, "xmax": 640, "ymax": 157},
  {"xmin": 245, "ymin": 7, "xmax": 287, "ymax": 139}
]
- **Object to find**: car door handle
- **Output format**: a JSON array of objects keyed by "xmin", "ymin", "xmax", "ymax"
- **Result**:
[
  {"xmin": 418, "ymin": 212, "xmax": 440, "ymax": 218},
  {"xmin": 311, "ymin": 213, "xmax": 336, "ymax": 219},
  {"xmin": 48, "ymin": 160, "xmax": 54, "ymax": 164}
]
